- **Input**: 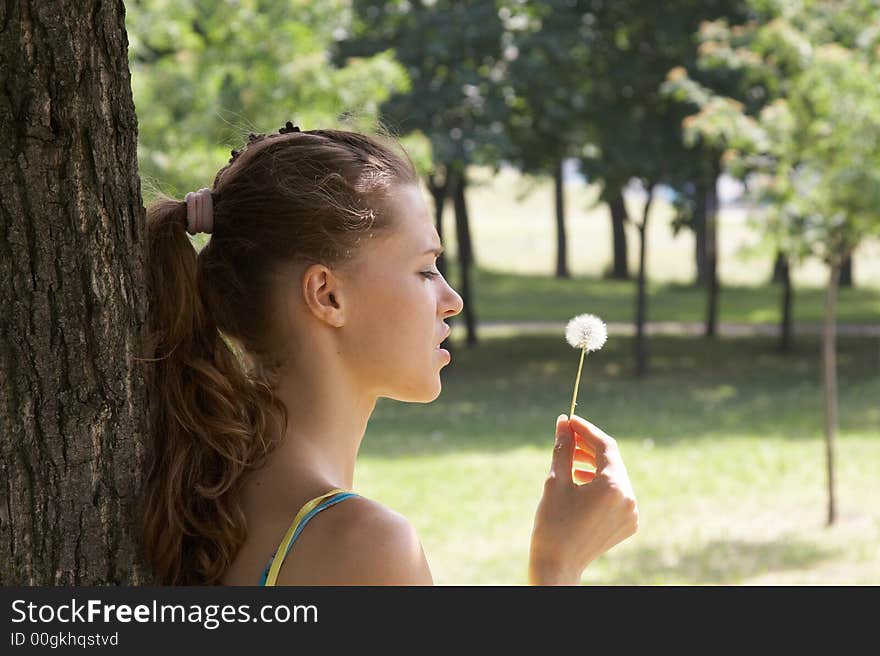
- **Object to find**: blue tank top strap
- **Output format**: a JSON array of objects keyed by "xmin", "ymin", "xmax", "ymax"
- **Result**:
[{"xmin": 259, "ymin": 489, "xmax": 359, "ymax": 586}]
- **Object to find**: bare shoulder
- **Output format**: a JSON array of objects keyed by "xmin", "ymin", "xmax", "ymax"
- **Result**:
[{"xmin": 274, "ymin": 494, "xmax": 434, "ymax": 586}]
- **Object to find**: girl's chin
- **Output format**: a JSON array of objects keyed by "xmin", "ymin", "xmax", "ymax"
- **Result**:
[{"xmin": 384, "ymin": 372, "xmax": 443, "ymax": 404}]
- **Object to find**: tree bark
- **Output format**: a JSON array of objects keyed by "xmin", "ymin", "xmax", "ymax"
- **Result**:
[
  {"xmin": 778, "ymin": 253, "xmax": 794, "ymax": 353},
  {"xmin": 451, "ymin": 166, "xmax": 478, "ymax": 347},
  {"xmin": 0, "ymin": 0, "xmax": 150, "ymax": 584},
  {"xmin": 822, "ymin": 261, "xmax": 841, "ymax": 526},
  {"xmin": 704, "ymin": 172, "xmax": 720, "ymax": 338},
  {"xmin": 554, "ymin": 158, "xmax": 569, "ymax": 279},
  {"xmin": 607, "ymin": 187, "xmax": 629, "ymax": 280},
  {"xmin": 634, "ymin": 185, "xmax": 654, "ymax": 378}
]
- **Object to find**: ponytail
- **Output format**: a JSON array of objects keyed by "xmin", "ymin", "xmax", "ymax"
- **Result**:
[{"xmin": 138, "ymin": 198, "xmax": 286, "ymax": 585}]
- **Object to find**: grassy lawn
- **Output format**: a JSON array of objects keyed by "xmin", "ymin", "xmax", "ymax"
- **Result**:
[
  {"xmin": 354, "ymin": 333, "xmax": 880, "ymax": 585},
  {"xmin": 444, "ymin": 264, "xmax": 880, "ymax": 325}
]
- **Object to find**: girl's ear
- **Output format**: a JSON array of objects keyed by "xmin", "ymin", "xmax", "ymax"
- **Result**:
[{"xmin": 302, "ymin": 263, "xmax": 346, "ymax": 328}]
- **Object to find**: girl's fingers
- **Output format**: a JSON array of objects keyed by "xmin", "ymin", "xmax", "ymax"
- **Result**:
[
  {"xmin": 573, "ymin": 469, "xmax": 596, "ymax": 485},
  {"xmin": 569, "ymin": 415, "xmax": 615, "ymax": 455},
  {"xmin": 574, "ymin": 448, "xmax": 596, "ymax": 467},
  {"xmin": 574, "ymin": 434, "xmax": 596, "ymax": 457}
]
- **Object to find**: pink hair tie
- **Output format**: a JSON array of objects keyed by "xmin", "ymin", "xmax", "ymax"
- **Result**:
[{"xmin": 184, "ymin": 187, "xmax": 214, "ymax": 235}]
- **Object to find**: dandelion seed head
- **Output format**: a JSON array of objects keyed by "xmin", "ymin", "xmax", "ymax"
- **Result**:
[{"xmin": 565, "ymin": 313, "xmax": 608, "ymax": 352}]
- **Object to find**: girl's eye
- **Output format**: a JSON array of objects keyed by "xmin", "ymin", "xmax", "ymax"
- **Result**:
[{"xmin": 421, "ymin": 270, "xmax": 440, "ymax": 279}]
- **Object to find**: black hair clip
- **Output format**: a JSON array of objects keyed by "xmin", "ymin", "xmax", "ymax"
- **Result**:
[{"xmin": 279, "ymin": 121, "xmax": 301, "ymax": 134}]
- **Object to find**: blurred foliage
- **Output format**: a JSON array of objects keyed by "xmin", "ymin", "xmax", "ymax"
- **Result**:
[
  {"xmin": 333, "ymin": 0, "xmax": 511, "ymax": 176},
  {"xmin": 663, "ymin": 0, "xmax": 880, "ymax": 266},
  {"xmin": 126, "ymin": 0, "xmax": 418, "ymax": 199},
  {"xmin": 559, "ymin": 1, "xmax": 751, "ymax": 198},
  {"xmin": 127, "ymin": 0, "xmax": 880, "ymax": 266},
  {"xmin": 494, "ymin": 0, "xmax": 593, "ymax": 182}
]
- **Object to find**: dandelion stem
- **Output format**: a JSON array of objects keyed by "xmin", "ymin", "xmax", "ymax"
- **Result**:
[{"xmin": 569, "ymin": 346, "xmax": 587, "ymax": 418}]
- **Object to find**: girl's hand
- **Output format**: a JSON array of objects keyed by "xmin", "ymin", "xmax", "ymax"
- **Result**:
[{"xmin": 528, "ymin": 414, "xmax": 639, "ymax": 585}]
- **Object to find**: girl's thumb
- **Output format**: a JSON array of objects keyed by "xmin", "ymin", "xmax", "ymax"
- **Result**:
[{"xmin": 550, "ymin": 414, "xmax": 575, "ymax": 481}]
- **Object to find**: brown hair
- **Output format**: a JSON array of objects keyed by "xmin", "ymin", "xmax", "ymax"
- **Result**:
[{"xmin": 139, "ymin": 127, "xmax": 418, "ymax": 585}]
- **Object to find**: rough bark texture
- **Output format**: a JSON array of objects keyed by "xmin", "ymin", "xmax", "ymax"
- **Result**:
[
  {"xmin": 822, "ymin": 263, "xmax": 840, "ymax": 526},
  {"xmin": 451, "ymin": 166, "xmax": 478, "ymax": 347},
  {"xmin": 553, "ymin": 158, "xmax": 569, "ymax": 279},
  {"xmin": 0, "ymin": 0, "xmax": 150, "ymax": 584},
  {"xmin": 607, "ymin": 189, "xmax": 629, "ymax": 280}
]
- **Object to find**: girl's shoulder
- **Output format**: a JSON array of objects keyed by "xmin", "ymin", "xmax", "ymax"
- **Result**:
[{"xmin": 273, "ymin": 493, "xmax": 434, "ymax": 585}]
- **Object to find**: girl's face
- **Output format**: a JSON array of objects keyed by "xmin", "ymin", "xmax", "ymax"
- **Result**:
[{"xmin": 343, "ymin": 183, "xmax": 464, "ymax": 402}]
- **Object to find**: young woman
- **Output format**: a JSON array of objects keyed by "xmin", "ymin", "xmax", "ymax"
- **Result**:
[{"xmin": 140, "ymin": 124, "xmax": 638, "ymax": 586}]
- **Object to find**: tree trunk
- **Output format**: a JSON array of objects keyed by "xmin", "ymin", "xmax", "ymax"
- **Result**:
[
  {"xmin": 770, "ymin": 249, "xmax": 787, "ymax": 284},
  {"xmin": 634, "ymin": 185, "xmax": 655, "ymax": 378},
  {"xmin": 778, "ymin": 253, "xmax": 794, "ymax": 353},
  {"xmin": 839, "ymin": 252, "xmax": 853, "ymax": 287},
  {"xmin": 704, "ymin": 172, "xmax": 720, "ymax": 338},
  {"xmin": 0, "ymin": 1, "xmax": 150, "ymax": 584},
  {"xmin": 607, "ymin": 187, "xmax": 629, "ymax": 280},
  {"xmin": 451, "ymin": 166, "xmax": 478, "ymax": 347},
  {"xmin": 427, "ymin": 166, "xmax": 452, "ymax": 353},
  {"xmin": 694, "ymin": 179, "xmax": 708, "ymax": 286},
  {"xmin": 822, "ymin": 262, "xmax": 841, "ymax": 526},
  {"xmin": 554, "ymin": 158, "xmax": 569, "ymax": 279}
]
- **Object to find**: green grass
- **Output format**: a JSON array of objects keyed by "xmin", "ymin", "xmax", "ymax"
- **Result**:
[
  {"xmin": 441, "ymin": 263, "xmax": 880, "ymax": 325},
  {"xmin": 353, "ymin": 333, "xmax": 880, "ymax": 584}
]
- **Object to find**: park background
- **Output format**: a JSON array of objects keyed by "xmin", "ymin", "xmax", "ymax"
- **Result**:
[
  {"xmin": 1, "ymin": 0, "xmax": 878, "ymax": 586},
  {"xmin": 129, "ymin": 0, "xmax": 880, "ymax": 585}
]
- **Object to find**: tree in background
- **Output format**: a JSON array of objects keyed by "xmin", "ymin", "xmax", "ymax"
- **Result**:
[
  {"xmin": 1, "ymin": 0, "xmax": 149, "ymax": 584},
  {"xmin": 127, "ymin": 0, "xmax": 413, "ymax": 198},
  {"xmin": 664, "ymin": 6, "xmax": 803, "ymax": 351},
  {"xmin": 335, "ymin": 0, "xmax": 510, "ymax": 348},
  {"xmin": 497, "ymin": 0, "xmax": 595, "ymax": 280},
  {"xmin": 667, "ymin": 0, "xmax": 880, "ymax": 525},
  {"xmin": 569, "ymin": 0, "xmax": 742, "ymax": 375}
]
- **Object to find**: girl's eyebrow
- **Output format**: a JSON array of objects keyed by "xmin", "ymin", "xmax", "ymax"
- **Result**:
[{"xmin": 422, "ymin": 246, "xmax": 444, "ymax": 255}]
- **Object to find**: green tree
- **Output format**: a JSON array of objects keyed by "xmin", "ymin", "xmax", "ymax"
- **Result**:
[
  {"xmin": 127, "ymin": 0, "xmax": 411, "ymax": 198},
  {"xmin": 570, "ymin": 0, "xmax": 747, "ymax": 374},
  {"xmin": 496, "ymin": 0, "xmax": 595, "ymax": 280},
  {"xmin": 666, "ymin": 0, "xmax": 880, "ymax": 525}
]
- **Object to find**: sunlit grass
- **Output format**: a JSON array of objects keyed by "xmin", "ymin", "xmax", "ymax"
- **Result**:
[{"xmin": 354, "ymin": 333, "xmax": 880, "ymax": 585}]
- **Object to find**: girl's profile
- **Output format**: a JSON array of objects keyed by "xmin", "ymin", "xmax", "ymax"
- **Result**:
[{"xmin": 140, "ymin": 124, "xmax": 638, "ymax": 586}]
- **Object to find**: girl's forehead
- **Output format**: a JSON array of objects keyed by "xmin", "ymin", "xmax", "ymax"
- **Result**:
[{"xmin": 382, "ymin": 185, "xmax": 438, "ymax": 246}]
